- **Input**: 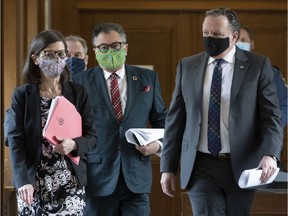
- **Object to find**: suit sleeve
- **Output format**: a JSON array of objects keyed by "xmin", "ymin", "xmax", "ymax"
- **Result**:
[
  {"xmin": 149, "ymin": 71, "xmax": 167, "ymax": 128},
  {"xmin": 160, "ymin": 60, "xmax": 186, "ymax": 174},
  {"xmin": 257, "ymin": 58, "xmax": 283, "ymax": 159},
  {"xmin": 272, "ymin": 67, "xmax": 287, "ymax": 128},
  {"xmin": 71, "ymin": 84, "xmax": 97, "ymax": 156},
  {"xmin": 7, "ymin": 88, "xmax": 31, "ymax": 188}
]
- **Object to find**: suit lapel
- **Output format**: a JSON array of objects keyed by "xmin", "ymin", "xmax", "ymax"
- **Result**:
[
  {"xmin": 186, "ymin": 50, "xmax": 248, "ymax": 111},
  {"xmin": 123, "ymin": 68, "xmax": 142, "ymax": 122},
  {"xmin": 230, "ymin": 49, "xmax": 249, "ymax": 105},
  {"xmin": 62, "ymin": 82, "xmax": 73, "ymax": 102},
  {"xmin": 26, "ymin": 84, "xmax": 42, "ymax": 139},
  {"xmin": 92, "ymin": 68, "xmax": 116, "ymax": 117},
  {"xmin": 193, "ymin": 54, "xmax": 209, "ymax": 110}
]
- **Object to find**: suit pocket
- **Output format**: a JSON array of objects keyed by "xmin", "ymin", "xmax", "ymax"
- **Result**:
[{"xmin": 86, "ymin": 153, "xmax": 101, "ymax": 164}]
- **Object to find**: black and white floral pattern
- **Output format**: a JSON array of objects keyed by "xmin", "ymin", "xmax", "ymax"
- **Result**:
[{"xmin": 17, "ymin": 97, "xmax": 85, "ymax": 216}]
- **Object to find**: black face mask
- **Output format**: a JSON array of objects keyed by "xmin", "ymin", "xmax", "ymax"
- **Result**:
[{"xmin": 204, "ymin": 36, "xmax": 230, "ymax": 57}]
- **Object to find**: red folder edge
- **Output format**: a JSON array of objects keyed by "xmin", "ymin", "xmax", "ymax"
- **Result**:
[{"xmin": 42, "ymin": 96, "xmax": 82, "ymax": 165}]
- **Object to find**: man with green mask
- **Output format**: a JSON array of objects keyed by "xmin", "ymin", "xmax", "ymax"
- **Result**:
[{"xmin": 72, "ymin": 22, "xmax": 167, "ymax": 216}]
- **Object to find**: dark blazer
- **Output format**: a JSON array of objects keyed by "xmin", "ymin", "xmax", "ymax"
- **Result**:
[
  {"xmin": 160, "ymin": 47, "xmax": 283, "ymax": 189},
  {"xmin": 7, "ymin": 82, "xmax": 97, "ymax": 189},
  {"xmin": 272, "ymin": 66, "xmax": 287, "ymax": 128},
  {"xmin": 73, "ymin": 65, "xmax": 167, "ymax": 196}
]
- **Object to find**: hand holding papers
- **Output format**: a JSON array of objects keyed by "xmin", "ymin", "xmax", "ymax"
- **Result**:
[
  {"xmin": 238, "ymin": 167, "xmax": 280, "ymax": 189},
  {"xmin": 42, "ymin": 96, "xmax": 81, "ymax": 165},
  {"xmin": 125, "ymin": 128, "xmax": 164, "ymax": 157},
  {"xmin": 125, "ymin": 128, "xmax": 164, "ymax": 146}
]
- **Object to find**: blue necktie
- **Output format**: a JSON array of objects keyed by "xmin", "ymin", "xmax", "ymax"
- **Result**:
[{"xmin": 208, "ymin": 59, "xmax": 224, "ymax": 155}]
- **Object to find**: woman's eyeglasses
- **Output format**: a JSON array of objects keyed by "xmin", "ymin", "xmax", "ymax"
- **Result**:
[{"xmin": 38, "ymin": 49, "xmax": 68, "ymax": 59}]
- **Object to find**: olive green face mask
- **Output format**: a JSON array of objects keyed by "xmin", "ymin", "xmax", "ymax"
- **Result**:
[{"xmin": 96, "ymin": 48, "xmax": 127, "ymax": 71}]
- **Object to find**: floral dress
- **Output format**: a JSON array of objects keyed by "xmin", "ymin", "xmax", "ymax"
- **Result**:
[{"xmin": 17, "ymin": 97, "xmax": 86, "ymax": 216}]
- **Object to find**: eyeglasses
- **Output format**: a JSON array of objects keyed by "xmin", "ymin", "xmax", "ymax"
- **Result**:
[
  {"xmin": 95, "ymin": 42, "xmax": 125, "ymax": 53},
  {"xmin": 38, "ymin": 49, "xmax": 68, "ymax": 59}
]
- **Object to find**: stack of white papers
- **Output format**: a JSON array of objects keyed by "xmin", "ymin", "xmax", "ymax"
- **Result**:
[
  {"xmin": 125, "ymin": 128, "xmax": 164, "ymax": 146},
  {"xmin": 125, "ymin": 128, "xmax": 164, "ymax": 157},
  {"xmin": 238, "ymin": 167, "xmax": 280, "ymax": 189}
]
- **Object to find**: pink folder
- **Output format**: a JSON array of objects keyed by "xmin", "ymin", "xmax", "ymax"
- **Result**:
[{"xmin": 42, "ymin": 96, "xmax": 81, "ymax": 165}]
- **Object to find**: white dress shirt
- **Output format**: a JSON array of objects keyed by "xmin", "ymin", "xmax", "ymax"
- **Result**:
[{"xmin": 198, "ymin": 46, "xmax": 236, "ymax": 154}]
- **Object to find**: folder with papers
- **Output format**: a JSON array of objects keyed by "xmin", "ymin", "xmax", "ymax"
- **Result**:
[{"xmin": 42, "ymin": 96, "xmax": 82, "ymax": 165}]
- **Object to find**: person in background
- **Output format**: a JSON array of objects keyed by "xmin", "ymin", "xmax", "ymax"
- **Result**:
[
  {"xmin": 235, "ymin": 26, "xmax": 255, "ymax": 51},
  {"xmin": 72, "ymin": 22, "xmax": 167, "ymax": 216},
  {"xmin": 236, "ymin": 26, "xmax": 287, "ymax": 128},
  {"xmin": 160, "ymin": 8, "xmax": 283, "ymax": 216},
  {"xmin": 7, "ymin": 30, "xmax": 97, "ymax": 215},
  {"xmin": 65, "ymin": 35, "xmax": 89, "ymax": 76}
]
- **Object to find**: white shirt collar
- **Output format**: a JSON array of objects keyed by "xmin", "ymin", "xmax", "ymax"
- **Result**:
[
  {"xmin": 103, "ymin": 65, "xmax": 125, "ymax": 80},
  {"xmin": 207, "ymin": 45, "xmax": 236, "ymax": 65}
]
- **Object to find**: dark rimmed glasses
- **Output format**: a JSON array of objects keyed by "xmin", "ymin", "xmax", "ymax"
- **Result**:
[{"xmin": 94, "ymin": 42, "xmax": 125, "ymax": 53}]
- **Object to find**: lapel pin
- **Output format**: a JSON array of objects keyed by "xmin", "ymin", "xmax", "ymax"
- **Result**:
[
  {"xmin": 142, "ymin": 85, "xmax": 151, "ymax": 92},
  {"xmin": 132, "ymin": 76, "xmax": 137, "ymax": 80},
  {"xmin": 240, "ymin": 66, "xmax": 244, "ymax": 69}
]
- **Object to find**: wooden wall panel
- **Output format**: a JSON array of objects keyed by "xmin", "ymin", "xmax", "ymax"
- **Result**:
[
  {"xmin": 0, "ymin": 0, "xmax": 2, "ymax": 214},
  {"xmin": 76, "ymin": 0, "xmax": 286, "ymax": 11},
  {"xmin": 76, "ymin": 4, "xmax": 288, "ymax": 216},
  {"xmin": 2, "ymin": 0, "xmax": 21, "ymax": 214},
  {"xmin": 182, "ymin": 192, "xmax": 288, "ymax": 216},
  {"xmin": 49, "ymin": 0, "xmax": 287, "ymax": 107},
  {"xmin": 151, "ymin": 158, "xmax": 178, "ymax": 216},
  {"xmin": 1, "ymin": 0, "xmax": 287, "ymax": 215},
  {"xmin": 51, "ymin": 0, "xmax": 79, "ymax": 34},
  {"xmin": 2, "ymin": 0, "xmax": 39, "ymax": 215},
  {"xmin": 2, "ymin": 0, "xmax": 19, "ymax": 194},
  {"xmin": 237, "ymin": 12, "xmax": 287, "ymax": 75},
  {"xmin": 77, "ymin": 11, "xmax": 196, "ymax": 106}
]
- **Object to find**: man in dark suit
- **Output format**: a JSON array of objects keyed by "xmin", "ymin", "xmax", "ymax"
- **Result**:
[
  {"xmin": 236, "ymin": 26, "xmax": 287, "ymax": 128},
  {"xmin": 73, "ymin": 22, "xmax": 167, "ymax": 216},
  {"xmin": 160, "ymin": 8, "xmax": 283, "ymax": 216}
]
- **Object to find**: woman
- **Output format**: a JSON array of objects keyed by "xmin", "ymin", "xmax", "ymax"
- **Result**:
[{"xmin": 7, "ymin": 30, "xmax": 97, "ymax": 215}]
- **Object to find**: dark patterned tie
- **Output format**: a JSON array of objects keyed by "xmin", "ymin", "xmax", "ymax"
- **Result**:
[
  {"xmin": 110, "ymin": 73, "xmax": 123, "ymax": 122},
  {"xmin": 208, "ymin": 59, "xmax": 224, "ymax": 155}
]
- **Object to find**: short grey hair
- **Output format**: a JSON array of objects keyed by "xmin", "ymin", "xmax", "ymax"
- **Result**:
[
  {"xmin": 65, "ymin": 35, "xmax": 88, "ymax": 54},
  {"xmin": 205, "ymin": 8, "xmax": 240, "ymax": 37}
]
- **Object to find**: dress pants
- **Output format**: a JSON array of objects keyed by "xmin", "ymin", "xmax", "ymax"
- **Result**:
[
  {"xmin": 84, "ymin": 170, "xmax": 150, "ymax": 216},
  {"xmin": 187, "ymin": 152, "xmax": 255, "ymax": 216}
]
